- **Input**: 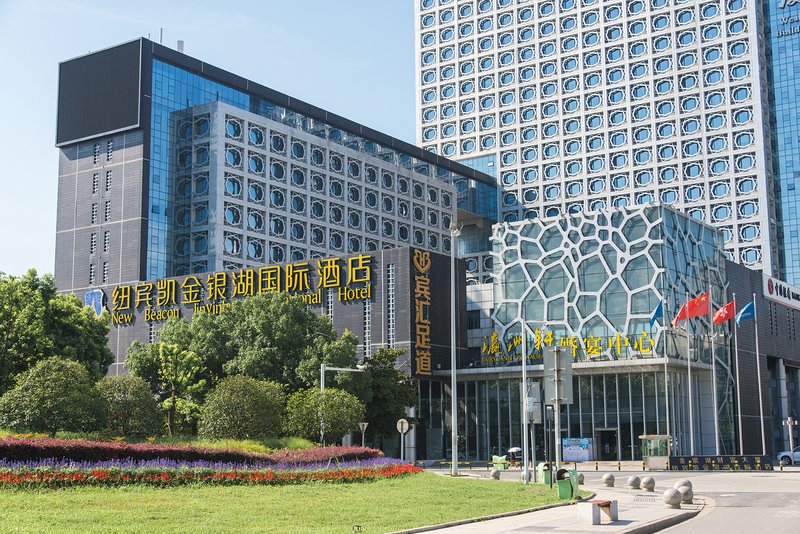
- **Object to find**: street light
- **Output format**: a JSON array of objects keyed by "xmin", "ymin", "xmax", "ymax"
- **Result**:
[
  {"xmin": 320, "ymin": 363, "xmax": 365, "ymax": 446},
  {"xmin": 450, "ymin": 221, "xmax": 461, "ymax": 477}
]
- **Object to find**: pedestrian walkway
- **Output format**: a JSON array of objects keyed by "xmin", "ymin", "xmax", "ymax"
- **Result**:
[{"xmin": 404, "ymin": 469, "xmax": 703, "ymax": 533}]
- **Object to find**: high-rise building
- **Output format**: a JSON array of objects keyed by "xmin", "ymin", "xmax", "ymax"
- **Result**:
[
  {"xmin": 415, "ymin": 0, "xmax": 788, "ymax": 280},
  {"xmin": 55, "ymin": 38, "xmax": 494, "ymax": 297}
]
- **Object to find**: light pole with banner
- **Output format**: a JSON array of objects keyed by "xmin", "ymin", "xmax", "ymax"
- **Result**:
[{"xmin": 320, "ymin": 363, "xmax": 365, "ymax": 446}]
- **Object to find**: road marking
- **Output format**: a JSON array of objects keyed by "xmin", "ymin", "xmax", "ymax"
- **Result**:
[{"xmin": 720, "ymin": 494, "xmax": 737, "ymax": 497}]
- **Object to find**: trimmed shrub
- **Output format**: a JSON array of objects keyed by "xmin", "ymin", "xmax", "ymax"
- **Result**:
[
  {"xmin": 0, "ymin": 437, "xmax": 383, "ymax": 465},
  {"xmin": 97, "ymin": 375, "xmax": 162, "ymax": 437},
  {"xmin": 284, "ymin": 388, "xmax": 365, "ymax": 443},
  {"xmin": 0, "ymin": 357, "xmax": 106, "ymax": 435},
  {"xmin": 198, "ymin": 376, "xmax": 284, "ymax": 440},
  {"xmin": 268, "ymin": 445, "xmax": 383, "ymax": 465}
]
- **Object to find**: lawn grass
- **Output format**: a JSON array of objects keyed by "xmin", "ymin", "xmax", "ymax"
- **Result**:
[{"xmin": 0, "ymin": 472, "xmax": 572, "ymax": 533}]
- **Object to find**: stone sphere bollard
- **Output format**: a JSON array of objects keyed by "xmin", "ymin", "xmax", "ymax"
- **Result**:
[
  {"xmin": 626, "ymin": 475, "xmax": 641, "ymax": 489},
  {"xmin": 663, "ymin": 488, "xmax": 682, "ymax": 508},
  {"xmin": 578, "ymin": 473, "xmax": 585, "ymax": 485},
  {"xmin": 678, "ymin": 485, "xmax": 694, "ymax": 504},
  {"xmin": 491, "ymin": 468, "xmax": 501, "ymax": 480},
  {"xmin": 602, "ymin": 473, "xmax": 615, "ymax": 487},
  {"xmin": 673, "ymin": 479, "xmax": 692, "ymax": 490},
  {"xmin": 641, "ymin": 476, "xmax": 656, "ymax": 492}
]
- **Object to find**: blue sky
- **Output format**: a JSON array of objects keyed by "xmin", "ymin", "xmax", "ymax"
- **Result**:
[{"xmin": 0, "ymin": 0, "xmax": 416, "ymax": 276}]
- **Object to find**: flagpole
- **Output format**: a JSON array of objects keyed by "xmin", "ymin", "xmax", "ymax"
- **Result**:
[
  {"xmin": 733, "ymin": 293, "xmax": 744, "ymax": 454},
  {"xmin": 686, "ymin": 290, "xmax": 695, "ymax": 456},
  {"xmin": 709, "ymin": 286, "xmax": 720, "ymax": 456},
  {"xmin": 664, "ymin": 292, "xmax": 671, "ymax": 450},
  {"xmin": 753, "ymin": 292, "xmax": 766, "ymax": 456}
]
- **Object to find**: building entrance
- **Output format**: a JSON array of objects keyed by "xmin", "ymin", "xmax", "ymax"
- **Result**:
[{"xmin": 595, "ymin": 429, "xmax": 618, "ymax": 461}]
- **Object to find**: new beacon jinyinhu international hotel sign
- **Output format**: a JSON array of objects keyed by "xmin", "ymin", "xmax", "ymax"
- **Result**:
[{"xmin": 107, "ymin": 254, "xmax": 374, "ymax": 326}]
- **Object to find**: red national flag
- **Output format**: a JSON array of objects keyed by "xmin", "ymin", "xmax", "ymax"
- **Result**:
[
  {"xmin": 713, "ymin": 300, "xmax": 735, "ymax": 324},
  {"xmin": 671, "ymin": 292, "xmax": 710, "ymax": 327}
]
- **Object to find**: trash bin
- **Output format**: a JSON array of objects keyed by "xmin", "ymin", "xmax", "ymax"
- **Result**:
[
  {"xmin": 555, "ymin": 468, "xmax": 578, "ymax": 499},
  {"xmin": 537, "ymin": 462, "xmax": 551, "ymax": 485},
  {"xmin": 492, "ymin": 455, "xmax": 509, "ymax": 470}
]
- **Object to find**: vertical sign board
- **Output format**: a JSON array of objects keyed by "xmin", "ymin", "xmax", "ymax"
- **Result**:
[
  {"xmin": 413, "ymin": 249, "xmax": 433, "ymax": 376},
  {"xmin": 543, "ymin": 347, "xmax": 574, "ymax": 404}
]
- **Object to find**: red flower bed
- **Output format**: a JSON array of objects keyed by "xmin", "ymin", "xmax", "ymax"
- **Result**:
[
  {"xmin": 0, "ymin": 464, "xmax": 422, "ymax": 489},
  {"xmin": 0, "ymin": 437, "xmax": 381, "ymax": 465}
]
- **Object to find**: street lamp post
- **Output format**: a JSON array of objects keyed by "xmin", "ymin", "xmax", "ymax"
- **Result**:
[
  {"xmin": 320, "ymin": 363, "xmax": 365, "ymax": 446},
  {"xmin": 450, "ymin": 222, "xmax": 461, "ymax": 477}
]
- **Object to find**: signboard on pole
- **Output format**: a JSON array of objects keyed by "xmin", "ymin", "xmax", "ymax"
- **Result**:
[
  {"xmin": 543, "ymin": 347, "xmax": 573, "ymax": 404},
  {"xmin": 396, "ymin": 418, "xmax": 409, "ymax": 434},
  {"xmin": 528, "ymin": 380, "xmax": 542, "ymax": 424},
  {"xmin": 562, "ymin": 438, "xmax": 592, "ymax": 462}
]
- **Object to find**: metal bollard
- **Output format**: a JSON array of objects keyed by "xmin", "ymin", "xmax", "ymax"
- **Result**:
[
  {"xmin": 618, "ymin": 461, "xmax": 621, "ymax": 471},
  {"xmin": 595, "ymin": 461, "xmax": 599, "ymax": 471},
  {"xmin": 642, "ymin": 461, "xmax": 646, "ymax": 472}
]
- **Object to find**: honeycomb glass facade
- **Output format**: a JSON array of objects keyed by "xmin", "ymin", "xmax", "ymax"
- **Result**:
[
  {"xmin": 420, "ymin": 206, "xmax": 736, "ymax": 461},
  {"xmin": 415, "ymin": 0, "xmax": 780, "ymax": 278}
]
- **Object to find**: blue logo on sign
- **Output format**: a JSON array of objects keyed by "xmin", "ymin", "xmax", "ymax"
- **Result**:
[{"xmin": 84, "ymin": 289, "xmax": 106, "ymax": 317}]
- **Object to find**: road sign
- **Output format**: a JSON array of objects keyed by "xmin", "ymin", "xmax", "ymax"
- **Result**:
[
  {"xmin": 396, "ymin": 418, "xmax": 409, "ymax": 434},
  {"xmin": 543, "ymin": 347, "xmax": 573, "ymax": 405},
  {"xmin": 359, "ymin": 422, "xmax": 369, "ymax": 433}
]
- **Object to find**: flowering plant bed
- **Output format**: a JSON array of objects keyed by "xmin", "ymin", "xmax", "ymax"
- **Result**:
[
  {"xmin": 0, "ymin": 437, "xmax": 381, "ymax": 465},
  {"xmin": 0, "ymin": 462, "xmax": 422, "ymax": 489}
]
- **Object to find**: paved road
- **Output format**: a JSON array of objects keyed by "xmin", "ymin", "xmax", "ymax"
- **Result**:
[{"xmin": 427, "ymin": 466, "xmax": 800, "ymax": 533}]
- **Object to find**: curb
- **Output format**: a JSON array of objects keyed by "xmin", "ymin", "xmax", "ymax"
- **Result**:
[
  {"xmin": 619, "ymin": 495, "xmax": 710, "ymax": 534},
  {"xmin": 389, "ymin": 491, "xmax": 596, "ymax": 533}
]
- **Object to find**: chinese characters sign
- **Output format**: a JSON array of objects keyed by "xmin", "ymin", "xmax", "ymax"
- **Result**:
[
  {"xmin": 481, "ymin": 328, "xmax": 656, "ymax": 363},
  {"xmin": 413, "ymin": 249, "xmax": 432, "ymax": 376},
  {"xmin": 109, "ymin": 254, "xmax": 373, "ymax": 326}
]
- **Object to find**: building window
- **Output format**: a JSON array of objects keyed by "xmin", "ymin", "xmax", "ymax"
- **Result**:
[
  {"xmin": 468, "ymin": 310, "xmax": 481, "ymax": 330},
  {"xmin": 104, "ymin": 201, "xmax": 111, "ymax": 222},
  {"xmin": 105, "ymin": 170, "xmax": 112, "ymax": 191},
  {"xmin": 387, "ymin": 264, "xmax": 396, "ymax": 348},
  {"xmin": 326, "ymin": 287, "xmax": 335, "ymax": 319},
  {"xmin": 148, "ymin": 322, "xmax": 157, "ymax": 343},
  {"xmin": 93, "ymin": 143, "xmax": 100, "ymax": 165},
  {"xmin": 106, "ymin": 140, "xmax": 113, "ymax": 161},
  {"xmin": 92, "ymin": 173, "xmax": 99, "ymax": 194},
  {"xmin": 364, "ymin": 297, "xmax": 372, "ymax": 358},
  {"xmin": 89, "ymin": 263, "xmax": 96, "ymax": 285},
  {"xmin": 103, "ymin": 231, "xmax": 110, "ymax": 253},
  {"xmin": 102, "ymin": 261, "xmax": 109, "ymax": 284},
  {"xmin": 91, "ymin": 203, "xmax": 98, "ymax": 224},
  {"xmin": 90, "ymin": 233, "xmax": 97, "ymax": 255}
]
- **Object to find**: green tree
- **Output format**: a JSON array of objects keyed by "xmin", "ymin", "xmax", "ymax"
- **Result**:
[
  {"xmin": 284, "ymin": 388, "xmax": 365, "ymax": 443},
  {"xmin": 96, "ymin": 375, "xmax": 161, "ymax": 437},
  {"xmin": 0, "ymin": 357, "xmax": 106, "ymax": 435},
  {"xmin": 158, "ymin": 342, "xmax": 202, "ymax": 436},
  {"xmin": 198, "ymin": 376, "xmax": 285, "ymax": 440},
  {"xmin": 0, "ymin": 270, "xmax": 113, "ymax": 394},
  {"xmin": 361, "ymin": 349, "xmax": 418, "ymax": 446}
]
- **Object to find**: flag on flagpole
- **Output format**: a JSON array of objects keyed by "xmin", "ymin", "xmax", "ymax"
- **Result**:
[
  {"xmin": 713, "ymin": 300, "xmax": 735, "ymax": 324},
  {"xmin": 671, "ymin": 292, "xmax": 710, "ymax": 327},
  {"xmin": 649, "ymin": 301, "xmax": 663, "ymax": 327},
  {"xmin": 736, "ymin": 301, "xmax": 755, "ymax": 326}
]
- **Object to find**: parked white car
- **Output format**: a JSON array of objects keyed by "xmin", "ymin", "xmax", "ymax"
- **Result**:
[{"xmin": 777, "ymin": 446, "xmax": 800, "ymax": 465}]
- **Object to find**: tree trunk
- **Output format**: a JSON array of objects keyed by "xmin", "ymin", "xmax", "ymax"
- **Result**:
[{"xmin": 168, "ymin": 391, "xmax": 176, "ymax": 436}]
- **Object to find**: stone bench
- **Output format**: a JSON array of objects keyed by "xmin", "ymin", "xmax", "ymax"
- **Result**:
[{"xmin": 577, "ymin": 499, "xmax": 619, "ymax": 525}]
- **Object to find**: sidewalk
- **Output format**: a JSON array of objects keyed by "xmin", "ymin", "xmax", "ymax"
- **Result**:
[{"xmin": 403, "ymin": 469, "xmax": 704, "ymax": 533}]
